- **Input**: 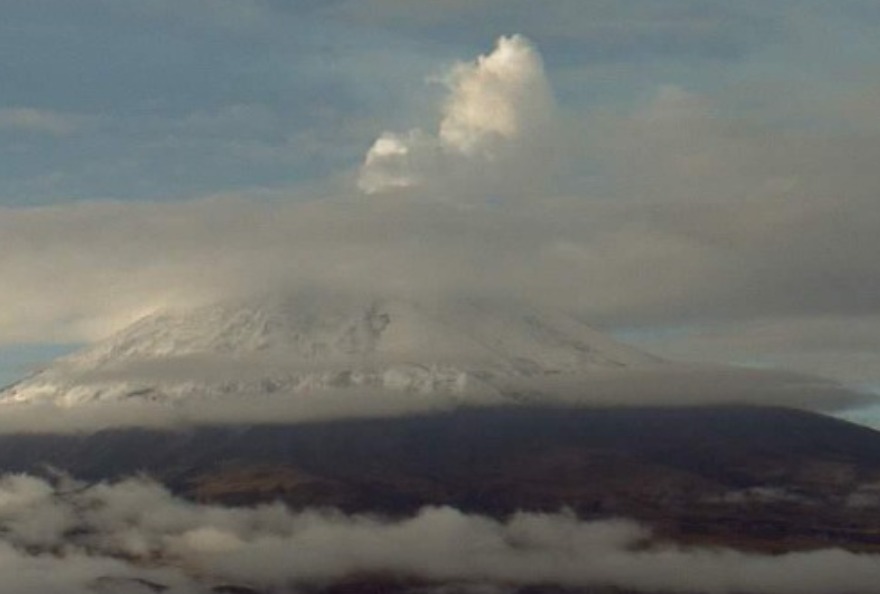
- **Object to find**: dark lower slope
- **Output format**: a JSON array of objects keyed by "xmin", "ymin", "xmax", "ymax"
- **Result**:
[{"xmin": 0, "ymin": 405, "xmax": 878, "ymax": 551}]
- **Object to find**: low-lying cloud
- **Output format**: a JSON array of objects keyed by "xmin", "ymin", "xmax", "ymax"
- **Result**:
[{"xmin": 0, "ymin": 473, "xmax": 879, "ymax": 594}]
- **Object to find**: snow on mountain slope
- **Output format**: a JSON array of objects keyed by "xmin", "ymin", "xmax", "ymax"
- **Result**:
[{"xmin": 0, "ymin": 293, "xmax": 662, "ymax": 406}]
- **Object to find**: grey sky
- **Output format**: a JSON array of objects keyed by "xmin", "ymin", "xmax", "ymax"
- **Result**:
[{"xmin": 1, "ymin": 1, "xmax": 879, "ymax": 409}]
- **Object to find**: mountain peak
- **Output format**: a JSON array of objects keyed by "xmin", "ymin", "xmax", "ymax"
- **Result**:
[{"xmin": 0, "ymin": 293, "xmax": 661, "ymax": 406}]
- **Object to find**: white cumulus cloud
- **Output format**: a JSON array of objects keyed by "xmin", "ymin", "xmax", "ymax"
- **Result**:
[{"xmin": 358, "ymin": 35, "xmax": 558, "ymax": 198}]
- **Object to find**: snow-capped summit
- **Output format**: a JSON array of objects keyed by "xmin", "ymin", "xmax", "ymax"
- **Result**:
[{"xmin": 0, "ymin": 292, "xmax": 661, "ymax": 406}]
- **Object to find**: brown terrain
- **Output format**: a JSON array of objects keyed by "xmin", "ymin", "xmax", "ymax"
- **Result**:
[
  {"xmin": 0, "ymin": 404, "xmax": 878, "ymax": 554},
  {"xmin": 1, "ymin": 404, "xmax": 879, "ymax": 593}
]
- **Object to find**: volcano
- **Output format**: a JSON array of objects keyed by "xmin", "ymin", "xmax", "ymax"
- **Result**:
[
  {"xmin": 0, "ymin": 294, "xmax": 879, "ymax": 593},
  {"xmin": 0, "ymin": 292, "xmax": 660, "ymax": 406}
]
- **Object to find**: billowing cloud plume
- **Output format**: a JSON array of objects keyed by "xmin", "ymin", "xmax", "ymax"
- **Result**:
[
  {"xmin": 1, "ymin": 473, "xmax": 880, "ymax": 594},
  {"xmin": 358, "ymin": 35, "xmax": 558, "ymax": 197},
  {"xmin": 437, "ymin": 35, "xmax": 554, "ymax": 156}
]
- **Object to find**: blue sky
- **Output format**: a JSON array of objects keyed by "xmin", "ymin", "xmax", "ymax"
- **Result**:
[
  {"xmin": 2, "ymin": 1, "xmax": 880, "ymax": 417},
  {"xmin": 1, "ymin": 0, "xmax": 877, "ymax": 205},
  {"xmin": 3, "ymin": 0, "xmax": 867, "ymax": 206}
]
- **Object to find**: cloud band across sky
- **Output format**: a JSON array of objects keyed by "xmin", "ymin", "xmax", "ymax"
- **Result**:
[{"xmin": 2, "ymin": 4, "xmax": 880, "ymax": 399}]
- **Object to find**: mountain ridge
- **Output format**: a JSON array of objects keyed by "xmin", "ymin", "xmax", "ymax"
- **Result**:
[{"xmin": 0, "ymin": 293, "xmax": 661, "ymax": 406}]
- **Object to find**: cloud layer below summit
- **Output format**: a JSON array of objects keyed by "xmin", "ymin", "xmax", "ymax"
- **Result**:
[{"xmin": 1, "ymin": 473, "xmax": 879, "ymax": 594}]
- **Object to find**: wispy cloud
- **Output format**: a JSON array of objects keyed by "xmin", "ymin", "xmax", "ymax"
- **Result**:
[{"xmin": 0, "ymin": 108, "xmax": 82, "ymax": 136}]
